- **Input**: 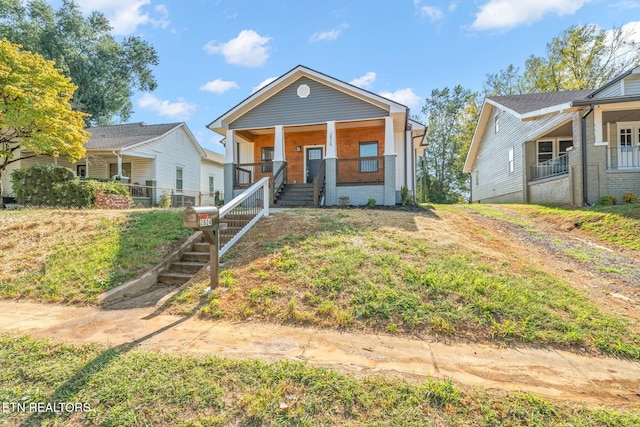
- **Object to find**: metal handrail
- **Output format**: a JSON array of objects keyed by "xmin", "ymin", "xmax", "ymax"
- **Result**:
[
  {"xmin": 313, "ymin": 159, "xmax": 325, "ymax": 206},
  {"xmin": 270, "ymin": 162, "xmax": 288, "ymax": 205},
  {"xmin": 218, "ymin": 177, "xmax": 270, "ymax": 256},
  {"xmin": 531, "ymin": 153, "xmax": 569, "ymax": 181}
]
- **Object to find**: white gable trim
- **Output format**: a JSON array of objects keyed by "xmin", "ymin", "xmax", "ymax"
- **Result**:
[{"xmin": 207, "ymin": 65, "xmax": 407, "ymax": 132}]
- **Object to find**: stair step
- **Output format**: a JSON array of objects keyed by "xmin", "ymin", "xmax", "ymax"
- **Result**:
[
  {"xmin": 157, "ymin": 272, "xmax": 193, "ymax": 286},
  {"xmin": 193, "ymin": 242, "xmax": 210, "ymax": 252},
  {"xmin": 182, "ymin": 251, "xmax": 210, "ymax": 262},
  {"xmin": 170, "ymin": 261, "xmax": 206, "ymax": 274}
]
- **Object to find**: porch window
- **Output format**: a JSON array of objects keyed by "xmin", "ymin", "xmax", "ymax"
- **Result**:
[
  {"xmin": 261, "ymin": 147, "xmax": 274, "ymax": 173},
  {"xmin": 537, "ymin": 141, "xmax": 553, "ymax": 163},
  {"xmin": 176, "ymin": 166, "xmax": 183, "ymax": 191},
  {"xmin": 559, "ymin": 140, "xmax": 573, "ymax": 156},
  {"xmin": 109, "ymin": 162, "xmax": 131, "ymax": 179},
  {"xmin": 359, "ymin": 141, "xmax": 379, "ymax": 173}
]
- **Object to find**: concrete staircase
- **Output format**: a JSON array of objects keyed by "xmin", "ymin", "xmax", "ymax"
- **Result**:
[
  {"xmin": 274, "ymin": 183, "xmax": 315, "ymax": 207},
  {"xmin": 157, "ymin": 238, "xmax": 210, "ymax": 286}
]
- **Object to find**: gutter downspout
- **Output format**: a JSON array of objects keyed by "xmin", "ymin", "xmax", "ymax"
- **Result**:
[{"xmin": 581, "ymin": 106, "xmax": 594, "ymax": 206}]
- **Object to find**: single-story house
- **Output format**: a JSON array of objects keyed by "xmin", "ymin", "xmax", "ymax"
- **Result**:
[
  {"xmin": 464, "ymin": 65, "xmax": 640, "ymax": 206},
  {"xmin": 207, "ymin": 65, "xmax": 427, "ymax": 207},
  {"xmin": 2, "ymin": 122, "xmax": 225, "ymax": 207}
]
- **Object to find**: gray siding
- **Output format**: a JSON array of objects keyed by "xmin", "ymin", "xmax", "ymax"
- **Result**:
[
  {"xmin": 230, "ymin": 77, "xmax": 389, "ymax": 129},
  {"xmin": 624, "ymin": 74, "xmax": 640, "ymax": 96},
  {"xmin": 596, "ymin": 82, "xmax": 622, "ymax": 98},
  {"xmin": 471, "ymin": 108, "xmax": 525, "ymax": 202}
]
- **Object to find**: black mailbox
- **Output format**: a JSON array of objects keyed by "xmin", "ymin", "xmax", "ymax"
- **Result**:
[{"xmin": 183, "ymin": 206, "xmax": 220, "ymax": 289}]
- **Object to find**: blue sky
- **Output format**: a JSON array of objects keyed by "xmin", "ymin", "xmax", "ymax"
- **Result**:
[{"xmin": 57, "ymin": 0, "xmax": 640, "ymax": 153}]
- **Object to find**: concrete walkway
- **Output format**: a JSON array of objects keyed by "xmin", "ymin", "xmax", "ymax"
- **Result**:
[{"xmin": 1, "ymin": 300, "xmax": 639, "ymax": 408}]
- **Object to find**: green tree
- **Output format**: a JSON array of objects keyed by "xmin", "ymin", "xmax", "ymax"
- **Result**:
[
  {"xmin": 485, "ymin": 24, "xmax": 640, "ymax": 94},
  {"xmin": 420, "ymin": 86, "xmax": 476, "ymax": 203},
  {"xmin": 0, "ymin": 38, "xmax": 88, "ymax": 197},
  {"xmin": 0, "ymin": 0, "xmax": 159, "ymax": 126}
]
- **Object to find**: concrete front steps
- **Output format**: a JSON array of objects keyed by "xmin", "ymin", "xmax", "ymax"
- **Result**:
[{"xmin": 157, "ymin": 239, "xmax": 210, "ymax": 286}]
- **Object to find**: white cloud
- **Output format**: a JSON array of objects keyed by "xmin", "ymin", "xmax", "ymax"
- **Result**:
[
  {"xmin": 309, "ymin": 24, "xmax": 348, "ymax": 43},
  {"xmin": 349, "ymin": 72, "xmax": 377, "ymax": 88},
  {"xmin": 251, "ymin": 77, "xmax": 278, "ymax": 93},
  {"xmin": 204, "ymin": 30, "xmax": 271, "ymax": 67},
  {"xmin": 420, "ymin": 5, "xmax": 444, "ymax": 21},
  {"xmin": 378, "ymin": 88, "xmax": 421, "ymax": 109},
  {"xmin": 448, "ymin": 1, "xmax": 459, "ymax": 12},
  {"xmin": 610, "ymin": 0, "xmax": 640, "ymax": 8},
  {"xmin": 471, "ymin": 0, "xmax": 590, "ymax": 31},
  {"xmin": 137, "ymin": 94, "xmax": 196, "ymax": 120},
  {"xmin": 606, "ymin": 21, "xmax": 640, "ymax": 66},
  {"xmin": 200, "ymin": 79, "xmax": 239, "ymax": 94},
  {"xmin": 76, "ymin": 0, "xmax": 169, "ymax": 35}
]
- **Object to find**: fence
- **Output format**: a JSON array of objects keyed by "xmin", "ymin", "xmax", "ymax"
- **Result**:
[
  {"xmin": 336, "ymin": 157, "xmax": 384, "ymax": 185},
  {"xmin": 606, "ymin": 146, "xmax": 640, "ymax": 170},
  {"xmin": 234, "ymin": 163, "xmax": 273, "ymax": 188},
  {"xmin": 530, "ymin": 154, "xmax": 569, "ymax": 181},
  {"xmin": 219, "ymin": 177, "xmax": 270, "ymax": 256},
  {"xmin": 121, "ymin": 183, "xmax": 223, "ymax": 208}
]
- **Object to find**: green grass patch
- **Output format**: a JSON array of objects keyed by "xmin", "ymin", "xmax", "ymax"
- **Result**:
[
  {"xmin": 0, "ymin": 209, "xmax": 192, "ymax": 303},
  {"xmin": 172, "ymin": 210, "xmax": 640, "ymax": 358},
  {"xmin": 1, "ymin": 335, "xmax": 638, "ymax": 426}
]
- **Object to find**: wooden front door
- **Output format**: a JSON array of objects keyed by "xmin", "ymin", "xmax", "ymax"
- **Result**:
[{"xmin": 305, "ymin": 147, "xmax": 323, "ymax": 183}]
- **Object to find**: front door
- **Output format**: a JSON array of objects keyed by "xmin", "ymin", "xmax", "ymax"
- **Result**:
[{"xmin": 306, "ymin": 147, "xmax": 323, "ymax": 183}]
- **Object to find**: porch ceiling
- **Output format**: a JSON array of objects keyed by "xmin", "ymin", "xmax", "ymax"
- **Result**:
[
  {"xmin": 603, "ymin": 109, "xmax": 640, "ymax": 123},
  {"xmin": 236, "ymin": 118, "xmax": 386, "ymax": 138}
]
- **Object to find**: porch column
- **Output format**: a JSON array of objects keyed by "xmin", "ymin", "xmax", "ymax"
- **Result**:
[
  {"xmin": 383, "ymin": 116, "xmax": 397, "ymax": 206},
  {"xmin": 325, "ymin": 121, "xmax": 337, "ymax": 206},
  {"xmin": 85, "ymin": 157, "xmax": 89, "ymax": 178},
  {"xmin": 224, "ymin": 129, "xmax": 235, "ymax": 203},
  {"xmin": 274, "ymin": 125, "xmax": 285, "ymax": 162},
  {"xmin": 115, "ymin": 152, "xmax": 123, "ymax": 177},
  {"xmin": 594, "ymin": 108, "xmax": 605, "ymax": 145}
]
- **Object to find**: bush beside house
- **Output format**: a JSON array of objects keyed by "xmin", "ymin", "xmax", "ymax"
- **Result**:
[{"xmin": 11, "ymin": 164, "xmax": 132, "ymax": 209}]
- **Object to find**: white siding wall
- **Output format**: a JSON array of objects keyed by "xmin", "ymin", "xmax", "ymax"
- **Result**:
[
  {"xmin": 200, "ymin": 161, "xmax": 225, "ymax": 205},
  {"xmin": 127, "ymin": 127, "xmax": 202, "ymax": 195}
]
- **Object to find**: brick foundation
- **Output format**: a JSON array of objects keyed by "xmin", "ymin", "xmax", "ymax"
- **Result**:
[{"xmin": 94, "ymin": 192, "xmax": 133, "ymax": 209}]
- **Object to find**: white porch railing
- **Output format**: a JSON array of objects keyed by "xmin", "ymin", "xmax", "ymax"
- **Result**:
[{"xmin": 219, "ymin": 177, "xmax": 270, "ymax": 256}]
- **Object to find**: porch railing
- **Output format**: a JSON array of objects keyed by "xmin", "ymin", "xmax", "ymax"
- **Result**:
[
  {"xmin": 234, "ymin": 162, "xmax": 273, "ymax": 188},
  {"xmin": 313, "ymin": 159, "xmax": 325, "ymax": 206},
  {"xmin": 270, "ymin": 162, "xmax": 288, "ymax": 205},
  {"xmin": 605, "ymin": 146, "xmax": 640, "ymax": 170},
  {"xmin": 120, "ymin": 183, "xmax": 223, "ymax": 208},
  {"xmin": 530, "ymin": 154, "xmax": 569, "ymax": 181},
  {"xmin": 336, "ymin": 157, "xmax": 384, "ymax": 185},
  {"xmin": 219, "ymin": 177, "xmax": 270, "ymax": 256}
]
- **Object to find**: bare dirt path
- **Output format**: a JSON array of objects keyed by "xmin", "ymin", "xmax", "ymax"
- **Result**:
[{"xmin": 1, "ymin": 300, "xmax": 639, "ymax": 409}]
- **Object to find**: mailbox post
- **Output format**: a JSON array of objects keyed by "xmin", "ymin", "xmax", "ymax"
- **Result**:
[{"xmin": 183, "ymin": 206, "xmax": 220, "ymax": 289}]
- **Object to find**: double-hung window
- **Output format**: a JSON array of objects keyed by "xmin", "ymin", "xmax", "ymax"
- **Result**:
[
  {"xmin": 176, "ymin": 166, "xmax": 183, "ymax": 191},
  {"xmin": 359, "ymin": 141, "xmax": 379, "ymax": 173}
]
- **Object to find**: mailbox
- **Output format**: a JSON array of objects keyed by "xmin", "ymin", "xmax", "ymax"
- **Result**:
[
  {"xmin": 183, "ymin": 206, "xmax": 219, "ymax": 230},
  {"xmin": 183, "ymin": 206, "xmax": 221, "ymax": 289}
]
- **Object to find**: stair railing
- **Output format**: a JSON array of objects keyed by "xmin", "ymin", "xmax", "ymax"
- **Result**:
[
  {"xmin": 270, "ymin": 162, "xmax": 288, "ymax": 205},
  {"xmin": 218, "ymin": 177, "xmax": 270, "ymax": 256},
  {"xmin": 313, "ymin": 159, "xmax": 326, "ymax": 207}
]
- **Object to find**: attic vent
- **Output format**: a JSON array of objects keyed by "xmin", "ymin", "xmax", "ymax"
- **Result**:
[{"xmin": 297, "ymin": 84, "xmax": 310, "ymax": 98}]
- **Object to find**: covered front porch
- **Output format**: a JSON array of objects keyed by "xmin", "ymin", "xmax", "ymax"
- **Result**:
[
  {"xmin": 592, "ymin": 104, "xmax": 640, "ymax": 171},
  {"xmin": 223, "ymin": 116, "xmax": 398, "ymax": 206}
]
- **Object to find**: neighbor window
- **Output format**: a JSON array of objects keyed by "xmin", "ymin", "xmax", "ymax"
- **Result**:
[
  {"xmin": 176, "ymin": 166, "xmax": 183, "ymax": 191},
  {"xmin": 475, "ymin": 170, "xmax": 479, "ymax": 185},
  {"xmin": 508, "ymin": 148, "xmax": 514, "ymax": 173},
  {"xmin": 109, "ymin": 162, "xmax": 131, "ymax": 179},
  {"xmin": 208, "ymin": 176, "xmax": 214, "ymax": 197},
  {"xmin": 261, "ymin": 147, "xmax": 274, "ymax": 173},
  {"xmin": 359, "ymin": 141, "xmax": 379, "ymax": 173}
]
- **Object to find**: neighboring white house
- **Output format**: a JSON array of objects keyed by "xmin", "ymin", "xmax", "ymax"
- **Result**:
[
  {"xmin": 200, "ymin": 148, "xmax": 225, "ymax": 206},
  {"xmin": 2, "ymin": 122, "xmax": 225, "ymax": 207}
]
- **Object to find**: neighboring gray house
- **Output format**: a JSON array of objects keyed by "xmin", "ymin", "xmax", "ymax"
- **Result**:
[
  {"xmin": 2, "ymin": 122, "xmax": 224, "ymax": 207},
  {"xmin": 207, "ymin": 65, "xmax": 427, "ymax": 206},
  {"xmin": 464, "ymin": 66, "xmax": 640, "ymax": 206}
]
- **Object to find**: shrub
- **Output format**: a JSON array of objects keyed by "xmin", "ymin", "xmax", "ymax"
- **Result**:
[
  {"xmin": 622, "ymin": 192, "xmax": 639, "ymax": 204},
  {"xmin": 600, "ymin": 194, "xmax": 617, "ymax": 206},
  {"xmin": 159, "ymin": 190, "xmax": 172, "ymax": 208},
  {"xmin": 366, "ymin": 198, "xmax": 376, "ymax": 207},
  {"xmin": 338, "ymin": 196, "xmax": 350, "ymax": 208},
  {"xmin": 401, "ymin": 185, "xmax": 412, "ymax": 206},
  {"xmin": 11, "ymin": 164, "xmax": 130, "ymax": 208}
]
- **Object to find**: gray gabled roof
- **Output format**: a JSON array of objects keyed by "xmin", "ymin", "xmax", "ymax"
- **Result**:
[
  {"xmin": 488, "ymin": 90, "xmax": 593, "ymax": 115},
  {"xmin": 84, "ymin": 122, "xmax": 182, "ymax": 150}
]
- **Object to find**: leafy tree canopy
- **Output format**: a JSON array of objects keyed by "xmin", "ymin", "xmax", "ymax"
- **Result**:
[
  {"xmin": 484, "ymin": 24, "xmax": 640, "ymax": 96},
  {"xmin": 0, "ymin": 0, "xmax": 159, "ymax": 126},
  {"xmin": 0, "ymin": 38, "xmax": 88, "ymax": 195}
]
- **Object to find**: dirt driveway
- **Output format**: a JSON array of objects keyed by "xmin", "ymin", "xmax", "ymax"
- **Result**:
[{"xmin": 2, "ymin": 205, "xmax": 640, "ymax": 409}]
